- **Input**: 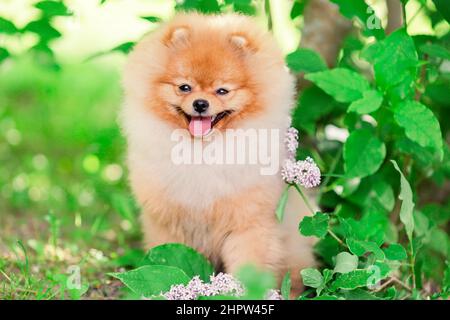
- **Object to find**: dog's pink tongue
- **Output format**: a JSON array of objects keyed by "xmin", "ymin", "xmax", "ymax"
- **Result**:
[{"xmin": 189, "ymin": 116, "xmax": 212, "ymax": 137}]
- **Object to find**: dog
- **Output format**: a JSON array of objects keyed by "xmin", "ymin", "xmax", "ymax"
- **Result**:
[{"xmin": 120, "ymin": 13, "xmax": 315, "ymax": 294}]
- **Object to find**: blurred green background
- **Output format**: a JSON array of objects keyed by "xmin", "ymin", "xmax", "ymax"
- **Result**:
[{"xmin": 0, "ymin": 0, "xmax": 448, "ymax": 299}]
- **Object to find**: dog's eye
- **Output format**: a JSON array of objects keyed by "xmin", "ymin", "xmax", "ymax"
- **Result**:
[
  {"xmin": 179, "ymin": 84, "xmax": 191, "ymax": 93},
  {"xmin": 216, "ymin": 88, "xmax": 229, "ymax": 95}
]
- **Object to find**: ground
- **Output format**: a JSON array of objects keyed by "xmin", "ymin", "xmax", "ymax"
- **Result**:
[{"xmin": 0, "ymin": 56, "xmax": 141, "ymax": 299}]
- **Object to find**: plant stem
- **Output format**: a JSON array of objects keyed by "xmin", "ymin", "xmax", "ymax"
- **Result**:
[
  {"xmin": 0, "ymin": 269, "xmax": 12, "ymax": 283},
  {"xmin": 328, "ymin": 229, "xmax": 346, "ymax": 247},
  {"xmin": 392, "ymin": 275, "xmax": 412, "ymax": 292},
  {"xmin": 292, "ymin": 183, "xmax": 315, "ymax": 215},
  {"xmin": 265, "ymin": 0, "xmax": 273, "ymax": 31},
  {"xmin": 318, "ymin": 147, "xmax": 343, "ymax": 200},
  {"xmin": 374, "ymin": 276, "xmax": 412, "ymax": 293},
  {"xmin": 409, "ymin": 241, "xmax": 416, "ymax": 290},
  {"xmin": 293, "ymin": 183, "xmax": 347, "ymax": 248},
  {"xmin": 374, "ymin": 277, "xmax": 395, "ymax": 292}
]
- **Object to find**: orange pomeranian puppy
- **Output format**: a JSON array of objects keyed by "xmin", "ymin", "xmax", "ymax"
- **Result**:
[{"xmin": 120, "ymin": 13, "xmax": 315, "ymax": 293}]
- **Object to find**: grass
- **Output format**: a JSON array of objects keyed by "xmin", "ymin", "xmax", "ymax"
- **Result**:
[{"xmin": 0, "ymin": 55, "xmax": 142, "ymax": 299}]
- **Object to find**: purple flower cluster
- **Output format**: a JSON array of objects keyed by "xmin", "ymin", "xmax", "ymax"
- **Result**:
[
  {"xmin": 265, "ymin": 289, "xmax": 284, "ymax": 300},
  {"xmin": 161, "ymin": 273, "xmax": 284, "ymax": 300},
  {"xmin": 281, "ymin": 157, "xmax": 321, "ymax": 188},
  {"xmin": 285, "ymin": 127, "xmax": 299, "ymax": 159},
  {"xmin": 282, "ymin": 127, "xmax": 321, "ymax": 188},
  {"xmin": 162, "ymin": 273, "xmax": 244, "ymax": 300}
]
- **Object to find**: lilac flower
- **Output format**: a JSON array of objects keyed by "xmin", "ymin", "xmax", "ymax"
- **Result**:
[
  {"xmin": 296, "ymin": 157, "xmax": 321, "ymax": 188},
  {"xmin": 265, "ymin": 289, "xmax": 284, "ymax": 300},
  {"xmin": 187, "ymin": 276, "xmax": 209, "ymax": 297},
  {"xmin": 281, "ymin": 157, "xmax": 321, "ymax": 188},
  {"xmin": 209, "ymin": 272, "xmax": 244, "ymax": 297},
  {"xmin": 285, "ymin": 127, "xmax": 299, "ymax": 160},
  {"xmin": 162, "ymin": 283, "xmax": 196, "ymax": 300},
  {"xmin": 282, "ymin": 126, "xmax": 321, "ymax": 188},
  {"xmin": 281, "ymin": 158, "xmax": 299, "ymax": 184},
  {"xmin": 161, "ymin": 272, "xmax": 244, "ymax": 300}
]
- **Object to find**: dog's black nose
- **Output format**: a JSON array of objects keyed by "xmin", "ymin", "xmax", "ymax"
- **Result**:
[{"xmin": 193, "ymin": 99, "xmax": 209, "ymax": 113}]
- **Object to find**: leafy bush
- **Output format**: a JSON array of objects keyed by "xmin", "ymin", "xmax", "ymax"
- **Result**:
[
  {"xmin": 287, "ymin": 1, "xmax": 450, "ymax": 300},
  {"xmin": 0, "ymin": 0, "xmax": 449, "ymax": 300}
]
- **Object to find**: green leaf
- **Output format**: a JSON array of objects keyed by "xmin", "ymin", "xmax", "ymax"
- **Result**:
[
  {"xmin": 315, "ymin": 236, "xmax": 342, "ymax": 266},
  {"xmin": 237, "ymin": 265, "xmax": 276, "ymax": 299},
  {"xmin": 334, "ymin": 252, "xmax": 359, "ymax": 274},
  {"xmin": 383, "ymin": 243, "xmax": 407, "ymax": 260},
  {"xmin": 23, "ymin": 19, "xmax": 62, "ymax": 42},
  {"xmin": 286, "ymin": 48, "xmax": 328, "ymax": 73},
  {"xmin": 291, "ymin": 86, "xmax": 336, "ymax": 134},
  {"xmin": 140, "ymin": 16, "xmax": 162, "ymax": 23},
  {"xmin": 111, "ymin": 193, "xmax": 136, "ymax": 221},
  {"xmin": 432, "ymin": 0, "xmax": 450, "ymax": 24},
  {"xmin": 443, "ymin": 262, "xmax": 450, "ymax": 292},
  {"xmin": 34, "ymin": 1, "xmax": 72, "ymax": 17},
  {"xmin": 428, "ymin": 228, "xmax": 449, "ymax": 256},
  {"xmin": 420, "ymin": 43, "xmax": 450, "ymax": 60},
  {"xmin": 384, "ymin": 287, "xmax": 397, "ymax": 300},
  {"xmin": 329, "ymin": 269, "xmax": 370, "ymax": 291},
  {"xmin": 347, "ymin": 90, "xmax": 383, "ymax": 114},
  {"xmin": 332, "ymin": 177, "xmax": 361, "ymax": 198},
  {"xmin": 109, "ymin": 265, "xmax": 190, "ymax": 297},
  {"xmin": 276, "ymin": 185, "xmax": 290, "ymax": 222},
  {"xmin": 393, "ymin": 100, "xmax": 443, "ymax": 161},
  {"xmin": 341, "ymin": 288, "xmax": 382, "ymax": 300},
  {"xmin": 305, "ymin": 68, "xmax": 371, "ymax": 103},
  {"xmin": 114, "ymin": 248, "xmax": 145, "ymax": 268},
  {"xmin": 299, "ymin": 212, "xmax": 329, "ymax": 238},
  {"xmin": 316, "ymin": 269, "xmax": 334, "ymax": 295},
  {"xmin": 413, "ymin": 210, "xmax": 430, "ymax": 238},
  {"xmin": 330, "ymin": 262, "xmax": 390, "ymax": 291},
  {"xmin": 226, "ymin": 0, "xmax": 256, "ymax": 15},
  {"xmin": 300, "ymin": 268, "xmax": 324, "ymax": 288},
  {"xmin": 421, "ymin": 203, "xmax": 449, "ymax": 226},
  {"xmin": 346, "ymin": 239, "xmax": 385, "ymax": 260},
  {"xmin": 330, "ymin": 0, "xmax": 385, "ymax": 40},
  {"xmin": 0, "ymin": 47, "xmax": 10, "ymax": 64},
  {"xmin": 340, "ymin": 211, "xmax": 387, "ymax": 245},
  {"xmin": 396, "ymin": 138, "xmax": 436, "ymax": 166},
  {"xmin": 111, "ymin": 41, "xmax": 135, "ymax": 54},
  {"xmin": 362, "ymin": 29, "xmax": 418, "ymax": 98},
  {"xmin": 425, "ymin": 78, "xmax": 450, "ymax": 106},
  {"xmin": 372, "ymin": 178, "xmax": 396, "ymax": 212},
  {"xmin": 344, "ymin": 128, "xmax": 386, "ymax": 178},
  {"xmin": 308, "ymin": 295, "xmax": 340, "ymax": 300},
  {"xmin": 176, "ymin": 0, "xmax": 221, "ymax": 13},
  {"xmin": 0, "ymin": 17, "xmax": 18, "ymax": 34},
  {"xmin": 87, "ymin": 42, "xmax": 135, "ymax": 61},
  {"xmin": 290, "ymin": 0, "xmax": 307, "ymax": 19},
  {"xmin": 281, "ymin": 271, "xmax": 291, "ymax": 300},
  {"xmin": 142, "ymin": 243, "xmax": 214, "ymax": 282},
  {"xmin": 391, "ymin": 160, "xmax": 415, "ymax": 241}
]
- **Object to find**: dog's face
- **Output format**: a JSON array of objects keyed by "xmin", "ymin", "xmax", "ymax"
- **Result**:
[
  {"xmin": 123, "ymin": 14, "xmax": 294, "ymax": 141},
  {"xmin": 151, "ymin": 27, "xmax": 261, "ymax": 137}
]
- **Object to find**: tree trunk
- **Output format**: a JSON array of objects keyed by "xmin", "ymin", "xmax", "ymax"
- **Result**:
[
  {"xmin": 299, "ymin": 0, "xmax": 352, "ymax": 67},
  {"xmin": 386, "ymin": 0, "xmax": 404, "ymax": 34}
]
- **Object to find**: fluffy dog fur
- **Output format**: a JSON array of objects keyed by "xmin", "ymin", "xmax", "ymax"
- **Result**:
[{"xmin": 120, "ymin": 13, "xmax": 315, "ymax": 293}]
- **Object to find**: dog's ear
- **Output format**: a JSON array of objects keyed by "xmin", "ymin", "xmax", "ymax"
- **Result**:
[
  {"xmin": 229, "ymin": 33, "xmax": 256, "ymax": 53},
  {"xmin": 164, "ymin": 26, "xmax": 190, "ymax": 48}
]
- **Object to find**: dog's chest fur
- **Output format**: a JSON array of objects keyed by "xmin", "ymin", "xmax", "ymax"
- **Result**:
[{"xmin": 123, "ymin": 103, "xmax": 286, "ymax": 211}]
